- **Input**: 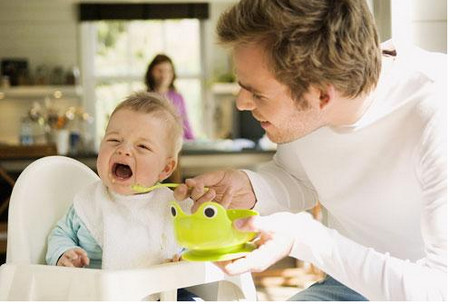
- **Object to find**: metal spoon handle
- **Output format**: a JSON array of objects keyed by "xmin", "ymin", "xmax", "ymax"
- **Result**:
[{"xmin": 132, "ymin": 183, "xmax": 180, "ymax": 193}]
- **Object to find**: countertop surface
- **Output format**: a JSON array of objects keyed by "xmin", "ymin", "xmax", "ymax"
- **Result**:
[
  {"xmin": 1, "ymin": 142, "xmax": 276, "ymax": 160},
  {"xmin": 0, "ymin": 144, "xmax": 276, "ymax": 176}
]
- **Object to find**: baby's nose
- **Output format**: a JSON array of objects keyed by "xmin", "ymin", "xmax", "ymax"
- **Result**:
[{"xmin": 117, "ymin": 143, "xmax": 132, "ymax": 156}]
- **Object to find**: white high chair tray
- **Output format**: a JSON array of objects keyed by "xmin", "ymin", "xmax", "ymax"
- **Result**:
[{"xmin": 0, "ymin": 261, "xmax": 256, "ymax": 301}]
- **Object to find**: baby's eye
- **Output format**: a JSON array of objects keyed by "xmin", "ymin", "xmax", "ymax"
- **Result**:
[
  {"xmin": 138, "ymin": 144, "xmax": 151, "ymax": 151},
  {"xmin": 203, "ymin": 205, "xmax": 217, "ymax": 218},
  {"xmin": 107, "ymin": 138, "xmax": 120, "ymax": 143}
]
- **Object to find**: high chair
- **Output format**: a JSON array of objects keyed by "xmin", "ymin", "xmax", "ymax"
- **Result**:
[{"xmin": 0, "ymin": 156, "xmax": 257, "ymax": 301}]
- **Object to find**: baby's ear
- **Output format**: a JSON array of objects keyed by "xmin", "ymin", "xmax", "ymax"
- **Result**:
[{"xmin": 159, "ymin": 157, "xmax": 177, "ymax": 181}]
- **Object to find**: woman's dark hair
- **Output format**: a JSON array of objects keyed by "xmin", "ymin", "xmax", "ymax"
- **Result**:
[{"xmin": 144, "ymin": 54, "xmax": 177, "ymax": 91}]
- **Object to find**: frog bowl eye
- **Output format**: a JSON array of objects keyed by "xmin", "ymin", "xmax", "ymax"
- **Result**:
[
  {"xmin": 170, "ymin": 205, "xmax": 177, "ymax": 218},
  {"xmin": 203, "ymin": 205, "xmax": 217, "ymax": 218}
]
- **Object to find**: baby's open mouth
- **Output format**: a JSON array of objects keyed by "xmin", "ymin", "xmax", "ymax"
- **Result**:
[{"xmin": 112, "ymin": 163, "xmax": 133, "ymax": 180}]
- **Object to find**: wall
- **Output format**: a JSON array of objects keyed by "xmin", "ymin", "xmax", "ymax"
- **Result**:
[
  {"xmin": 391, "ymin": 0, "xmax": 447, "ymax": 52},
  {"xmin": 201, "ymin": 0, "xmax": 237, "ymax": 138},
  {"xmin": 371, "ymin": 0, "xmax": 392, "ymax": 42},
  {"xmin": 410, "ymin": 0, "xmax": 447, "ymax": 52},
  {"xmin": 0, "ymin": 0, "xmax": 79, "ymax": 73}
]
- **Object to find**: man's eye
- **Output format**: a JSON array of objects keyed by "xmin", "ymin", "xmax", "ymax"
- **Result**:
[{"xmin": 252, "ymin": 93, "xmax": 263, "ymax": 100}]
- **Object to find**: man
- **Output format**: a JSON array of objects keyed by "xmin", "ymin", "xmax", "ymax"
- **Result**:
[{"xmin": 175, "ymin": 0, "xmax": 446, "ymax": 301}]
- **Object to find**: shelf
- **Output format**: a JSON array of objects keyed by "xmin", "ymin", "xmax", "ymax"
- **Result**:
[{"xmin": 0, "ymin": 86, "xmax": 82, "ymax": 100}]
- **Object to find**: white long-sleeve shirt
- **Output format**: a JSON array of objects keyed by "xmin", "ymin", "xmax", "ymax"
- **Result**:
[{"xmin": 246, "ymin": 41, "xmax": 447, "ymax": 301}]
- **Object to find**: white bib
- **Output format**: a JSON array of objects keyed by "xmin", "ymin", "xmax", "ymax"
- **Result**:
[{"xmin": 73, "ymin": 181, "xmax": 191, "ymax": 270}]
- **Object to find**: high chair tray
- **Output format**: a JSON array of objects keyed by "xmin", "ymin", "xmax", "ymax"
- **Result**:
[{"xmin": 0, "ymin": 261, "xmax": 255, "ymax": 301}]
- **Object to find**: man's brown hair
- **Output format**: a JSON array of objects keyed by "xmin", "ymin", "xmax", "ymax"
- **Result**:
[{"xmin": 217, "ymin": 0, "xmax": 381, "ymax": 108}]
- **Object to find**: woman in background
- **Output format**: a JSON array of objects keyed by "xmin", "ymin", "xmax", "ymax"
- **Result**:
[{"xmin": 145, "ymin": 54, "xmax": 195, "ymax": 140}]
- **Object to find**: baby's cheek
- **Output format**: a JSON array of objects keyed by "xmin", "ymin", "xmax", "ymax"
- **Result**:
[{"xmin": 97, "ymin": 163, "xmax": 109, "ymax": 183}]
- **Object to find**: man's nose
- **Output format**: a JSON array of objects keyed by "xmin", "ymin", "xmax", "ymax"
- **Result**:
[{"xmin": 235, "ymin": 90, "xmax": 256, "ymax": 111}]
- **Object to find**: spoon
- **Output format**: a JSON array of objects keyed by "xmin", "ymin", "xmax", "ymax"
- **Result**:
[{"xmin": 131, "ymin": 183, "xmax": 208, "ymax": 194}]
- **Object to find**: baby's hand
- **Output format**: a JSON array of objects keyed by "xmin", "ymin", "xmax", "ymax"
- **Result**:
[{"xmin": 57, "ymin": 248, "xmax": 90, "ymax": 268}]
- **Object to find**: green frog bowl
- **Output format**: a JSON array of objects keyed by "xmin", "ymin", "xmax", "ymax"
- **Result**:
[{"xmin": 170, "ymin": 201, "xmax": 259, "ymax": 262}]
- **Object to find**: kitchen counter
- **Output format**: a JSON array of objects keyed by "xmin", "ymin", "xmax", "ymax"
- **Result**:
[{"xmin": 0, "ymin": 147, "xmax": 276, "ymax": 178}]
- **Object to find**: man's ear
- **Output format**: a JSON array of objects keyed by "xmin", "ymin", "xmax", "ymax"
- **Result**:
[
  {"xmin": 159, "ymin": 157, "xmax": 177, "ymax": 181},
  {"xmin": 316, "ymin": 85, "xmax": 336, "ymax": 110}
]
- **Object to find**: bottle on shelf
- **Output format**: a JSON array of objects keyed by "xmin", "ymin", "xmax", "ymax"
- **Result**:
[{"xmin": 19, "ymin": 117, "xmax": 34, "ymax": 146}]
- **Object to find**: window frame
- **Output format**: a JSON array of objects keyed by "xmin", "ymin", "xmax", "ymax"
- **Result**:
[{"xmin": 79, "ymin": 20, "xmax": 207, "ymax": 151}]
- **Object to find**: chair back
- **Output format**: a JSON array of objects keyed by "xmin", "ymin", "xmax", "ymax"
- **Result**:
[{"xmin": 6, "ymin": 156, "xmax": 99, "ymax": 264}]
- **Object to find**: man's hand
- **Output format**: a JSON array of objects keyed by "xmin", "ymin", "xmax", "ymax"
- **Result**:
[
  {"xmin": 57, "ymin": 248, "xmax": 90, "ymax": 268},
  {"xmin": 165, "ymin": 253, "xmax": 182, "ymax": 263},
  {"xmin": 173, "ymin": 169, "xmax": 256, "ymax": 212},
  {"xmin": 216, "ymin": 213, "xmax": 295, "ymax": 275}
]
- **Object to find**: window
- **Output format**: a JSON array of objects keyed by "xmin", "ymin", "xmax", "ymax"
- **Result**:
[{"xmin": 80, "ymin": 19, "xmax": 204, "ymax": 150}]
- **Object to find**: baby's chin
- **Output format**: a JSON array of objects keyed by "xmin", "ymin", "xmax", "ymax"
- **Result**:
[{"xmin": 107, "ymin": 182, "xmax": 134, "ymax": 196}]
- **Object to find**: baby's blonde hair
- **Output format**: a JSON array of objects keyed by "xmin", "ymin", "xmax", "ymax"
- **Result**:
[{"xmin": 110, "ymin": 91, "xmax": 183, "ymax": 157}]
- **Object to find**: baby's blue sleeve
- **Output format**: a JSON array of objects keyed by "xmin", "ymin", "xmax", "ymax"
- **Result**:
[{"xmin": 46, "ymin": 205, "xmax": 100, "ymax": 266}]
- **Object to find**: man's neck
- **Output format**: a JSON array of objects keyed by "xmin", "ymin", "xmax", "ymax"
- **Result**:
[
  {"xmin": 327, "ymin": 91, "xmax": 375, "ymax": 127},
  {"xmin": 327, "ymin": 55, "xmax": 394, "ymax": 127}
]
